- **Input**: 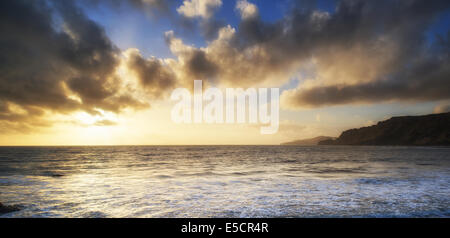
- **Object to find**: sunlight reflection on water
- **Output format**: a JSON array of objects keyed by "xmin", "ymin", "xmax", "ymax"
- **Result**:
[{"xmin": 0, "ymin": 146, "xmax": 449, "ymax": 217}]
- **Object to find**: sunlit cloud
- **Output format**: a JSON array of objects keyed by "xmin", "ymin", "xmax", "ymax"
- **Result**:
[
  {"xmin": 0, "ymin": 0, "xmax": 449, "ymax": 144},
  {"xmin": 177, "ymin": 0, "xmax": 222, "ymax": 19}
]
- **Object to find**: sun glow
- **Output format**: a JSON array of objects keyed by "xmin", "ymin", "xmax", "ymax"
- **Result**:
[
  {"xmin": 73, "ymin": 110, "xmax": 118, "ymax": 127},
  {"xmin": 75, "ymin": 112, "xmax": 97, "ymax": 125}
]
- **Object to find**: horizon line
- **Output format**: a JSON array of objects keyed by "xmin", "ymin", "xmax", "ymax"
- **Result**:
[{"xmin": 0, "ymin": 144, "xmax": 286, "ymax": 147}]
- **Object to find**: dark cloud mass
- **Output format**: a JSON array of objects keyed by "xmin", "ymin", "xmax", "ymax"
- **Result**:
[
  {"xmin": 161, "ymin": 0, "xmax": 450, "ymax": 108},
  {"xmin": 0, "ymin": 0, "xmax": 149, "ymax": 130},
  {"xmin": 186, "ymin": 50, "xmax": 219, "ymax": 80},
  {"xmin": 283, "ymin": 32, "xmax": 450, "ymax": 107},
  {"xmin": 126, "ymin": 50, "xmax": 177, "ymax": 98},
  {"xmin": 161, "ymin": 0, "xmax": 450, "ymax": 102},
  {"xmin": 1, "ymin": 0, "xmax": 450, "ymax": 132},
  {"xmin": 262, "ymin": 0, "xmax": 450, "ymax": 108}
]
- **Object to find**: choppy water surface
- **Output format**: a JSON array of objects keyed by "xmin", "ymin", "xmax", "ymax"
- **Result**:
[{"xmin": 0, "ymin": 146, "xmax": 449, "ymax": 217}]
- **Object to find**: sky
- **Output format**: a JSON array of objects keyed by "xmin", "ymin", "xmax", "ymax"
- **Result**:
[{"xmin": 0, "ymin": 0, "xmax": 449, "ymax": 145}]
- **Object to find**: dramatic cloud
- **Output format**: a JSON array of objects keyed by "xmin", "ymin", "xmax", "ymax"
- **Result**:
[
  {"xmin": 275, "ymin": 0, "xmax": 450, "ymax": 108},
  {"xmin": 0, "ymin": 0, "xmax": 157, "ymax": 130},
  {"xmin": 164, "ymin": 31, "xmax": 219, "ymax": 86},
  {"xmin": 1, "ymin": 0, "xmax": 450, "ymax": 133},
  {"xmin": 282, "ymin": 41, "xmax": 450, "ymax": 108},
  {"xmin": 125, "ymin": 49, "xmax": 177, "ymax": 98},
  {"xmin": 160, "ymin": 0, "xmax": 450, "ymax": 107},
  {"xmin": 164, "ymin": 25, "xmax": 299, "ymax": 88}
]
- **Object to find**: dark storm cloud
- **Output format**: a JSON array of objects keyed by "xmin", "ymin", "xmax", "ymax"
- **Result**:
[{"xmin": 0, "ymin": 0, "xmax": 147, "ymax": 128}]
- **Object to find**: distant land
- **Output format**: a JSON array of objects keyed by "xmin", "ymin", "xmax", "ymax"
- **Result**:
[
  {"xmin": 281, "ymin": 136, "xmax": 336, "ymax": 146},
  {"xmin": 319, "ymin": 112, "xmax": 450, "ymax": 146}
]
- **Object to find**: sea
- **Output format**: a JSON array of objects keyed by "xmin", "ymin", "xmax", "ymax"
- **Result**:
[{"xmin": 0, "ymin": 146, "xmax": 449, "ymax": 218}]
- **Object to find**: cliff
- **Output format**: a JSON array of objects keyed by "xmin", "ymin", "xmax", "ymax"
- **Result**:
[
  {"xmin": 281, "ymin": 136, "xmax": 335, "ymax": 146},
  {"xmin": 319, "ymin": 112, "xmax": 450, "ymax": 146}
]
